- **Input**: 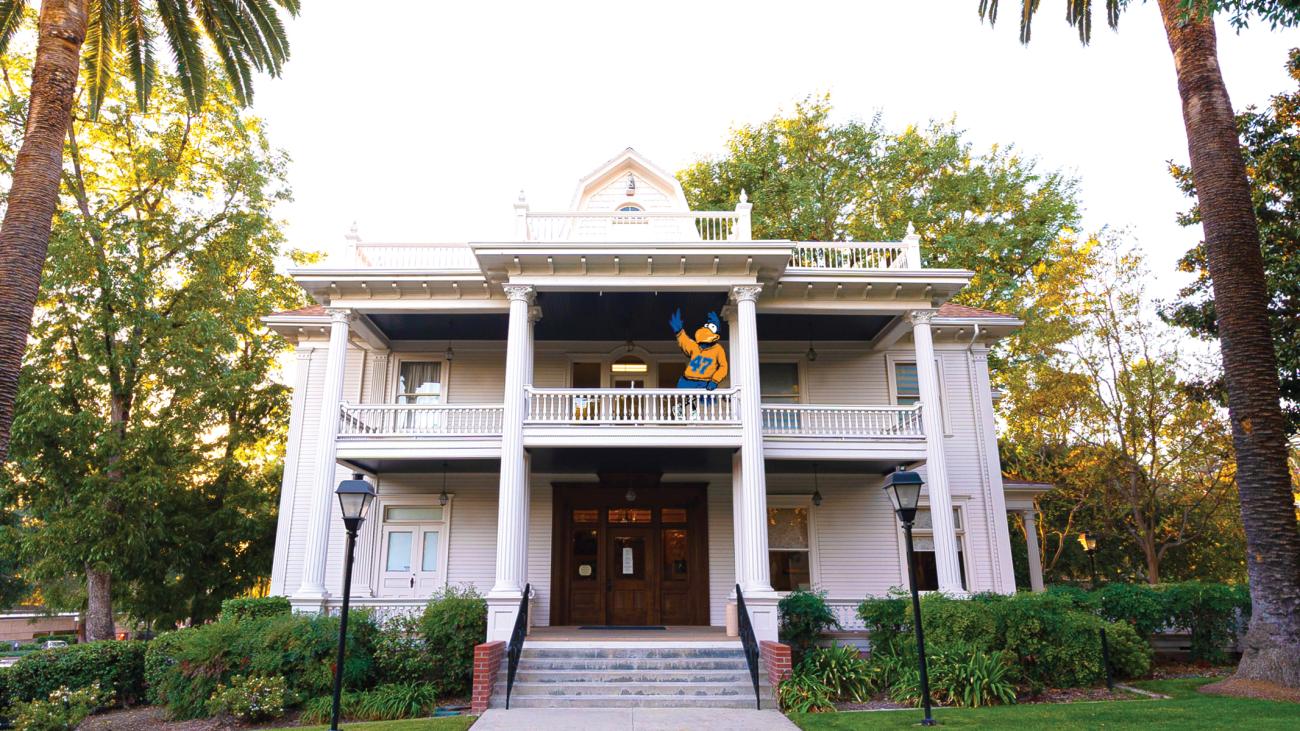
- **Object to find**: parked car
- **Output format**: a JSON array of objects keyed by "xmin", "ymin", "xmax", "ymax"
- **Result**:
[{"xmin": 41, "ymin": 639, "xmax": 68, "ymax": 650}]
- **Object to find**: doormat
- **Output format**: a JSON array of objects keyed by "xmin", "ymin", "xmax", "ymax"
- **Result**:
[{"xmin": 577, "ymin": 625, "xmax": 667, "ymax": 630}]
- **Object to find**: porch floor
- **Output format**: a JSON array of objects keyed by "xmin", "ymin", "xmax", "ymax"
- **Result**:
[{"xmin": 527, "ymin": 625, "xmax": 733, "ymax": 643}]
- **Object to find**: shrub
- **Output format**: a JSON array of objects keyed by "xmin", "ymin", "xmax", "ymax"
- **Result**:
[
  {"xmin": 1162, "ymin": 581, "xmax": 1250, "ymax": 663},
  {"xmin": 205, "ymin": 675, "xmax": 293, "ymax": 722},
  {"xmin": 6, "ymin": 641, "xmax": 146, "ymax": 706},
  {"xmin": 798, "ymin": 644, "xmax": 872, "ymax": 702},
  {"xmin": 373, "ymin": 614, "xmax": 431, "ymax": 685},
  {"xmin": 1094, "ymin": 583, "xmax": 1167, "ymax": 637},
  {"xmin": 888, "ymin": 645, "xmax": 1018, "ymax": 708},
  {"xmin": 143, "ymin": 630, "xmax": 189, "ymax": 706},
  {"xmin": 777, "ymin": 666, "xmax": 835, "ymax": 713},
  {"xmin": 218, "ymin": 596, "xmax": 292, "ymax": 623},
  {"xmin": 419, "ymin": 586, "xmax": 487, "ymax": 696},
  {"xmin": 778, "ymin": 591, "xmax": 840, "ymax": 663},
  {"xmin": 10, "ymin": 683, "xmax": 113, "ymax": 731},
  {"xmin": 299, "ymin": 683, "xmax": 437, "ymax": 723},
  {"xmin": 1102, "ymin": 620, "xmax": 1153, "ymax": 679}
]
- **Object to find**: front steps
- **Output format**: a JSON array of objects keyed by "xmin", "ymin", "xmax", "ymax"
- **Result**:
[{"xmin": 491, "ymin": 643, "xmax": 777, "ymax": 709}]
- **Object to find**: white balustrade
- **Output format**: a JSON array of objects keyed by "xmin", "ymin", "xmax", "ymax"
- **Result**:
[
  {"xmin": 524, "ymin": 211, "xmax": 741, "ymax": 242},
  {"xmin": 826, "ymin": 599, "xmax": 868, "ymax": 632},
  {"xmin": 525, "ymin": 387, "xmax": 741, "ymax": 425},
  {"xmin": 338, "ymin": 403, "xmax": 504, "ymax": 436},
  {"xmin": 761, "ymin": 404, "xmax": 924, "ymax": 438},
  {"xmin": 323, "ymin": 597, "xmax": 427, "ymax": 626},
  {"xmin": 788, "ymin": 242, "xmax": 916, "ymax": 270},
  {"xmin": 353, "ymin": 243, "xmax": 479, "ymax": 269}
]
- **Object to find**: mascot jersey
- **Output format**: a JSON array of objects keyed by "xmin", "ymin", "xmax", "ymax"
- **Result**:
[{"xmin": 670, "ymin": 309, "xmax": 729, "ymax": 389}]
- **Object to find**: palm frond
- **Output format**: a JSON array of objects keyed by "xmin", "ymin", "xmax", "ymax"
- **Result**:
[
  {"xmin": 83, "ymin": 0, "xmax": 122, "ymax": 118},
  {"xmin": 979, "ymin": 0, "xmax": 1122, "ymax": 46},
  {"xmin": 0, "ymin": 0, "xmax": 24, "ymax": 55},
  {"xmin": 121, "ymin": 0, "xmax": 156, "ymax": 111},
  {"xmin": 156, "ymin": 0, "xmax": 208, "ymax": 112}
]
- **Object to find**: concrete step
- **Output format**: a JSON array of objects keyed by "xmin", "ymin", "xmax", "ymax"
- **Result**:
[
  {"xmin": 511, "ymin": 668, "xmax": 753, "ymax": 684},
  {"xmin": 500, "ymin": 680, "xmax": 756, "ymax": 697},
  {"xmin": 520, "ymin": 646, "xmax": 744, "ymax": 659},
  {"xmin": 499, "ymin": 694, "xmax": 773, "ymax": 709},
  {"xmin": 515, "ymin": 657, "xmax": 751, "ymax": 671}
]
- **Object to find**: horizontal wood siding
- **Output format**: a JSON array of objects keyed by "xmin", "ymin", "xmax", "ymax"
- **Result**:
[{"xmin": 705, "ymin": 479, "xmax": 734, "ymax": 627}]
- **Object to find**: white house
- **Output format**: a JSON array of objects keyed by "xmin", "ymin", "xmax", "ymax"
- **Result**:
[{"xmin": 264, "ymin": 149, "xmax": 1042, "ymax": 693}]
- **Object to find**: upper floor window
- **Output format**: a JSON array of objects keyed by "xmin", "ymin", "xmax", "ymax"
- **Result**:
[
  {"xmin": 894, "ymin": 362, "xmax": 920, "ymax": 406},
  {"xmin": 618, "ymin": 204, "xmax": 644, "ymax": 212},
  {"xmin": 397, "ymin": 361, "xmax": 442, "ymax": 404},
  {"xmin": 760, "ymin": 363, "xmax": 800, "ymax": 404}
]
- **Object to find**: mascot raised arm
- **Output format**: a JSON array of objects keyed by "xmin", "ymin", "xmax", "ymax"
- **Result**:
[{"xmin": 668, "ymin": 309, "xmax": 729, "ymax": 390}]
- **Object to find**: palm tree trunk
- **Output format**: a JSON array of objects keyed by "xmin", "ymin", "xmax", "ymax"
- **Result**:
[
  {"xmin": 0, "ymin": 0, "xmax": 86, "ymax": 462},
  {"xmin": 1158, "ymin": 0, "xmax": 1300, "ymax": 688}
]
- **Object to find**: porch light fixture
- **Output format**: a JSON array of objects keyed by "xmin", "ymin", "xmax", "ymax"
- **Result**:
[
  {"xmin": 439, "ymin": 461, "xmax": 449, "ymax": 507},
  {"xmin": 330, "ymin": 474, "xmax": 376, "ymax": 731},
  {"xmin": 806, "ymin": 340, "xmax": 818, "ymax": 362},
  {"xmin": 625, "ymin": 487, "xmax": 637, "ymax": 503},
  {"xmin": 811, "ymin": 463, "xmax": 823, "ymax": 507},
  {"xmin": 612, "ymin": 355, "xmax": 647, "ymax": 373},
  {"xmin": 445, "ymin": 319, "xmax": 455, "ymax": 361},
  {"xmin": 881, "ymin": 469, "xmax": 934, "ymax": 726},
  {"xmin": 1078, "ymin": 531, "xmax": 1113, "ymax": 689},
  {"xmin": 444, "ymin": 344, "xmax": 455, "ymax": 361}
]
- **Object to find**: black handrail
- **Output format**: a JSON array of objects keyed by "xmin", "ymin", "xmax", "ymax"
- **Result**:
[
  {"xmin": 504, "ymin": 583, "xmax": 530, "ymax": 710},
  {"xmin": 735, "ymin": 584, "xmax": 762, "ymax": 710}
]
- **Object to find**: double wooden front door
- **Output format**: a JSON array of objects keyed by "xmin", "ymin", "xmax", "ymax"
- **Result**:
[{"xmin": 552, "ymin": 481, "xmax": 709, "ymax": 626}]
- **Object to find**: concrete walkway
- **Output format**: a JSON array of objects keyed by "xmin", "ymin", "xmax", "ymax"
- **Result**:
[{"xmin": 473, "ymin": 707, "xmax": 798, "ymax": 730}]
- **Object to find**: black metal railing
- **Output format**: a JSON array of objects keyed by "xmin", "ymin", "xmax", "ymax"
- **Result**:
[
  {"xmin": 735, "ymin": 583, "xmax": 762, "ymax": 710},
  {"xmin": 504, "ymin": 583, "xmax": 530, "ymax": 710}
]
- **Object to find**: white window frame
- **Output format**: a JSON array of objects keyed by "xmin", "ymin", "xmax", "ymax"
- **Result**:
[
  {"xmin": 885, "ymin": 353, "xmax": 952, "ymax": 435},
  {"xmin": 758, "ymin": 360, "xmax": 805, "ymax": 405},
  {"xmin": 371, "ymin": 493, "xmax": 453, "ymax": 597},
  {"xmin": 892, "ymin": 501, "xmax": 969, "ymax": 592},
  {"xmin": 767, "ymin": 495, "xmax": 820, "ymax": 593},
  {"xmin": 389, "ymin": 355, "xmax": 450, "ymax": 405}
]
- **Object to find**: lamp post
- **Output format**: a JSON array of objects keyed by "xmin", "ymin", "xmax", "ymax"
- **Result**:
[
  {"xmin": 1077, "ymin": 531, "xmax": 1113, "ymax": 691},
  {"xmin": 883, "ymin": 470, "xmax": 935, "ymax": 727},
  {"xmin": 330, "ymin": 474, "xmax": 376, "ymax": 731}
]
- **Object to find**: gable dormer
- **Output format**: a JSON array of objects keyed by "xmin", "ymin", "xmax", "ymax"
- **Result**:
[{"xmin": 570, "ymin": 148, "xmax": 690, "ymax": 213}]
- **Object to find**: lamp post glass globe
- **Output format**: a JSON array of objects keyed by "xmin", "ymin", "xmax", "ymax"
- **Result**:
[
  {"xmin": 1078, "ymin": 531, "xmax": 1098, "ymax": 555},
  {"xmin": 882, "ymin": 470, "xmax": 925, "ymax": 525},
  {"xmin": 336, "ymin": 474, "xmax": 376, "ymax": 531}
]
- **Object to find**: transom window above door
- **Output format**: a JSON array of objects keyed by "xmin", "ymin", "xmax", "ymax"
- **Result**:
[{"xmin": 397, "ymin": 361, "xmax": 442, "ymax": 404}]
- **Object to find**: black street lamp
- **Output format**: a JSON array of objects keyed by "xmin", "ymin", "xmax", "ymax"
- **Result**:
[
  {"xmin": 1077, "ymin": 531, "xmax": 1114, "ymax": 691},
  {"xmin": 882, "ymin": 470, "xmax": 935, "ymax": 727},
  {"xmin": 330, "ymin": 474, "xmax": 376, "ymax": 731}
]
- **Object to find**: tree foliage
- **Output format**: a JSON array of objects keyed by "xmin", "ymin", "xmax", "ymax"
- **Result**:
[
  {"xmin": 0, "ymin": 51, "xmax": 309, "ymax": 626},
  {"xmin": 1163, "ymin": 48, "xmax": 1300, "ymax": 434}
]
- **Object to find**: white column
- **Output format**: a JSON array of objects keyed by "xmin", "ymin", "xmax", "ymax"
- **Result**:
[
  {"xmin": 731, "ymin": 449, "xmax": 745, "ymax": 592},
  {"xmin": 295, "ymin": 308, "xmax": 352, "ymax": 605},
  {"xmin": 1022, "ymin": 510, "xmax": 1045, "ymax": 593},
  {"xmin": 349, "ymin": 351, "xmax": 389, "ymax": 599},
  {"xmin": 487, "ymin": 284, "xmax": 534, "ymax": 641},
  {"xmin": 731, "ymin": 285, "xmax": 779, "ymax": 641},
  {"xmin": 909, "ymin": 309, "xmax": 963, "ymax": 593}
]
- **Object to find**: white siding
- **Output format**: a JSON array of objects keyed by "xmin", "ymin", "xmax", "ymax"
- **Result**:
[{"xmin": 705, "ymin": 479, "xmax": 735, "ymax": 627}]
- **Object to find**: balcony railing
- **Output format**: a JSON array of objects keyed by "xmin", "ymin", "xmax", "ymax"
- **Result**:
[
  {"xmin": 788, "ymin": 242, "xmax": 920, "ymax": 271},
  {"xmin": 352, "ymin": 243, "xmax": 480, "ymax": 269},
  {"xmin": 338, "ymin": 403, "xmax": 504, "ymax": 437},
  {"xmin": 522, "ymin": 211, "xmax": 743, "ymax": 242},
  {"xmin": 761, "ymin": 404, "xmax": 923, "ymax": 438},
  {"xmin": 525, "ymin": 387, "xmax": 741, "ymax": 425}
]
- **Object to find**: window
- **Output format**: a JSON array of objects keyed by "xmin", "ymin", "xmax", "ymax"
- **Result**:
[
  {"xmin": 894, "ymin": 362, "xmax": 920, "ymax": 406},
  {"xmin": 618, "ymin": 204, "xmax": 643, "ymax": 212},
  {"xmin": 910, "ymin": 507, "xmax": 967, "ymax": 591},
  {"xmin": 377, "ymin": 497, "xmax": 451, "ymax": 598},
  {"xmin": 768, "ymin": 504, "xmax": 813, "ymax": 591},
  {"xmin": 760, "ymin": 363, "xmax": 800, "ymax": 404},
  {"xmin": 397, "ymin": 361, "xmax": 442, "ymax": 404}
]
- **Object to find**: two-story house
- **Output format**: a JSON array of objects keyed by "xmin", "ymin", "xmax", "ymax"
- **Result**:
[{"xmin": 264, "ymin": 149, "xmax": 1041, "ymax": 706}]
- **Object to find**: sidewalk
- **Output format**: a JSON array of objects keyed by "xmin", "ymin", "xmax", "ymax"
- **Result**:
[{"xmin": 472, "ymin": 707, "xmax": 798, "ymax": 730}]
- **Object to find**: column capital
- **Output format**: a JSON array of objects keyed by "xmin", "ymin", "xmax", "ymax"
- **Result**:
[
  {"xmin": 325, "ymin": 307, "xmax": 354, "ymax": 324},
  {"xmin": 720, "ymin": 304, "xmax": 738, "ymax": 324},
  {"xmin": 730, "ymin": 284, "xmax": 763, "ymax": 303},
  {"xmin": 503, "ymin": 283, "xmax": 535, "ymax": 303},
  {"xmin": 907, "ymin": 308, "xmax": 938, "ymax": 326}
]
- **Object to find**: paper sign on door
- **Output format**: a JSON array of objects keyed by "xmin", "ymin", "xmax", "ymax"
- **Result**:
[{"xmin": 622, "ymin": 546, "xmax": 634, "ymax": 575}]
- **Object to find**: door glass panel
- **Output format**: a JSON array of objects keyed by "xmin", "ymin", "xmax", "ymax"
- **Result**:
[
  {"xmin": 608, "ymin": 508, "xmax": 652, "ymax": 524},
  {"xmin": 572, "ymin": 509, "xmax": 599, "ymax": 523},
  {"xmin": 385, "ymin": 506, "xmax": 443, "ymax": 522},
  {"xmin": 573, "ymin": 529, "xmax": 598, "ymax": 581},
  {"xmin": 385, "ymin": 531, "xmax": 413, "ymax": 572},
  {"xmin": 421, "ymin": 531, "xmax": 440, "ymax": 572},
  {"xmin": 613, "ymin": 536, "xmax": 645, "ymax": 579},
  {"xmin": 663, "ymin": 529, "xmax": 689, "ymax": 582},
  {"xmin": 661, "ymin": 507, "xmax": 688, "ymax": 524}
]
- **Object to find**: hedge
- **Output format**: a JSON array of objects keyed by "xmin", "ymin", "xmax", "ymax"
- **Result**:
[
  {"xmin": 4, "ymin": 640, "xmax": 148, "ymax": 706},
  {"xmin": 218, "ymin": 596, "xmax": 292, "ymax": 623}
]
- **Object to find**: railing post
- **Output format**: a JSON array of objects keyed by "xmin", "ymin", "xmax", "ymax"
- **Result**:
[
  {"xmin": 904, "ymin": 222, "xmax": 922, "ymax": 269},
  {"xmin": 514, "ymin": 191, "xmax": 529, "ymax": 241},
  {"xmin": 735, "ymin": 189, "xmax": 753, "ymax": 241}
]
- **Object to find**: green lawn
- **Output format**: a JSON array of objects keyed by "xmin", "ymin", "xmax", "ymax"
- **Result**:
[
  {"xmin": 269, "ymin": 717, "xmax": 476, "ymax": 731},
  {"xmin": 789, "ymin": 679, "xmax": 1297, "ymax": 729}
]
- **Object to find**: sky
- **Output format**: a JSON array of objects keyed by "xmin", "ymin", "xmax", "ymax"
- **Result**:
[{"xmin": 253, "ymin": 0, "xmax": 1299, "ymax": 307}]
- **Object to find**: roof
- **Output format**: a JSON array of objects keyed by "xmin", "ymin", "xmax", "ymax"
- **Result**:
[
  {"xmin": 268, "ymin": 304, "xmax": 326, "ymax": 318},
  {"xmin": 936, "ymin": 303, "xmax": 1014, "ymax": 320}
]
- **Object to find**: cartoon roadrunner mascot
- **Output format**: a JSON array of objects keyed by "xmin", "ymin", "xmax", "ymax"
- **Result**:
[{"xmin": 669, "ymin": 309, "xmax": 729, "ymax": 390}]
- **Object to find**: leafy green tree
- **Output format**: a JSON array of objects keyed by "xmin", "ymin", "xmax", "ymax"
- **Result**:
[
  {"xmin": 678, "ymin": 97, "xmax": 1080, "ymax": 317},
  {"xmin": 0, "ymin": 0, "xmax": 298, "ymax": 469},
  {"xmin": 0, "ymin": 52, "xmax": 309, "ymax": 637},
  {"xmin": 1164, "ymin": 48, "xmax": 1300, "ymax": 435},
  {"xmin": 977, "ymin": 0, "xmax": 1300, "ymax": 688}
]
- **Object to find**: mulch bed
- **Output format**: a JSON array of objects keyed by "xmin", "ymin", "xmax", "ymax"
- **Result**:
[
  {"xmin": 1151, "ymin": 662, "xmax": 1235, "ymax": 680},
  {"xmin": 833, "ymin": 686, "xmax": 1138, "ymax": 711},
  {"xmin": 1199, "ymin": 677, "xmax": 1300, "ymax": 703},
  {"xmin": 80, "ymin": 707, "xmax": 302, "ymax": 730}
]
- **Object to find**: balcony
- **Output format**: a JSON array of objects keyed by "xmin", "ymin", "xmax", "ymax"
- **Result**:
[
  {"xmin": 761, "ymin": 403, "xmax": 923, "ymax": 439},
  {"xmin": 525, "ymin": 387, "xmax": 741, "ymax": 426},
  {"xmin": 338, "ymin": 404, "xmax": 505, "ymax": 437},
  {"xmin": 787, "ymin": 242, "xmax": 920, "ymax": 271},
  {"xmin": 522, "ymin": 211, "xmax": 745, "ymax": 242}
]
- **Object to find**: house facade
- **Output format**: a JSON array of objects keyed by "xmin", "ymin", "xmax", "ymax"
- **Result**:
[{"xmin": 265, "ymin": 149, "xmax": 1036, "ymax": 646}]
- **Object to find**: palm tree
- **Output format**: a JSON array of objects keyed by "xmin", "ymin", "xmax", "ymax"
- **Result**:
[
  {"xmin": 0, "ymin": 0, "xmax": 298, "ymax": 468},
  {"xmin": 977, "ymin": 0, "xmax": 1300, "ymax": 688}
]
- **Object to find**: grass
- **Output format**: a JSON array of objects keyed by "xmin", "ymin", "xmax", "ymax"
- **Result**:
[
  {"xmin": 266, "ymin": 717, "xmax": 476, "ymax": 731},
  {"xmin": 789, "ymin": 678, "xmax": 1297, "ymax": 729}
]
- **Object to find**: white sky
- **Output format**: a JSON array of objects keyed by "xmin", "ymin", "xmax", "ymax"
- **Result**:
[{"xmin": 254, "ymin": 0, "xmax": 1299, "ymax": 307}]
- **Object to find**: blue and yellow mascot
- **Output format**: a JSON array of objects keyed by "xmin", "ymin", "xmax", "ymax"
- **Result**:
[{"xmin": 669, "ymin": 309, "xmax": 729, "ymax": 390}]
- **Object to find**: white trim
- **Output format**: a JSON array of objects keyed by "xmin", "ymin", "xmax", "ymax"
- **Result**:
[
  {"xmin": 389, "ymin": 355, "xmax": 450, "ymax": 405},
  {"xmin": 758, "ymin": 359, "xmax": 805, "ymax": 404},
  {"xmin": 370, "ymin": 493, "xmax": 454, "ymax": 599}
]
